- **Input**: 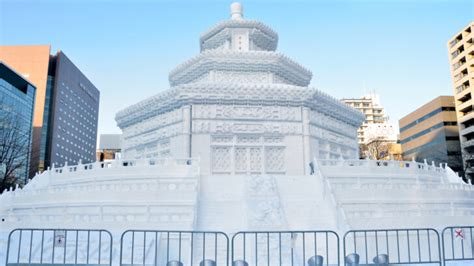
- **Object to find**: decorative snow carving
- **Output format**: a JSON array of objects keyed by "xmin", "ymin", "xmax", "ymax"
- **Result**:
[
  {"xmin": 265, "ymin": 147, "xmax": 285, "ymax": 173},
  {"xmin": 237, "ymin": 135, "xmax": 260, "ymax": 144},
  {"xmin": 168, "ymin": 50, "xmax": 312, "ymax": 87},
  {"xmin": 235, "ymin": 147, "xmax": 247, "ymax": 173},
  {"xmin": 114, "ymin": 1, "xmax": 366, "ymax": 174},
  {"xmin": 200, "ymin": 19, "xmax": 278, "ymax": 52},
  {"xmin": 211, "ymin": 135, "xmax": 233, "ymax": 143},
  {"xmin": 249, "ymin": 147, "xmax": 262, "ymax": 172},
  {"xmin": 211, "ymin": 146, "xmax": 231, "ymax": 173},
  {"xmin": 213, "ymin": 70, "xmax": 270, "ymax": 84},
  {"xmin": 246, "ymin": 175, "xmax": 287, "ymax": 229}
]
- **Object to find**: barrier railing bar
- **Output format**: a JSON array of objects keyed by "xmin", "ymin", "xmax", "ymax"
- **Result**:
[
  {"xmin": 407, "ymin": 229, "xmax": 411, "ymax": 262},
  {"xmin": 267, "ymin": 232, "xmax": 270, "ymax": 266},
  {"xmin": 28, "ymin": 230, "xmax": 33, "ymax": 265},
  {"xmin": 417, "ymin": 229, "xmax": 421, "ymax": 263},
  {"xmin": 40, "ymin": 230, "xmax": 44, "ymax": 264},
  {"xmin": 87, "ymin": 230, "xmax": 90, "ymax": 264},
  {"xmin": 326, "ymin": 231, "xmax": 329, "ymax": 266},
  {"xmin": 203, "ymin": 232, "xmax": 206, "ymax": 260},
  {"xmin": 63, "ymin": 231, "xmax": 68, "ymax": 264},
  {"xmin": 154, "ymin": 231, "xmax": 158, "ymax": 266},
  {"xmin": 427, "ymin": 229, "xmax": 431, "ymax": 261},
  {"xmin": 166, "ymin": 231, "xmax": 169, "ymax": 263},
  {"xmin": 190, "ymin": 232, "xmax": 194, "ymax": 266},
  {"xmin": 74, "ymin": 230, "xmax": 79, "ymax": 265},
  {"xmin": 278, "ymin": 232, "xmax": 281, "ymax": 266},
  {"xmin": 17, "ymin": 230, "xmax": 22, "ymax": 265},
  {"xmin": 396, "ymin": 229, "xmax": 400, "ymax": 262},
  {"xmin": 216, "ymin": 233, "xmax": 219, "ymax": 264},
  {"xmin": 364, "ymin": 231, "xmax": 368, "ymax": 265},
  {"xmin": 179, "ymin": 231, "xmax": 182, "ymax": 263}
]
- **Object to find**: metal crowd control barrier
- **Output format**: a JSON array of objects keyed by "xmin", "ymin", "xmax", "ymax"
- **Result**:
[
  {"xmin": 5, "ymin": 228, "xmax": 113, "ymax": 266},
  {"xmin": 231, "ymin": 231, "xmax": 340, "ymax": 266},
  {"xmin": 344, "ymin": 228, "xmax": 441, "ymax": 265},
  {"xmin": 442, "ymin": 226, "xmax": 474, "ymax": 265},
  {"xmin": 119, "ymin": 230, "xmax": 229, "ymax": 266}
]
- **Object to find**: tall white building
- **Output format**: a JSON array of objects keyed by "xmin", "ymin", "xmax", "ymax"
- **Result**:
[
  {"xmin": 342, "ymin": 93, "xmax": 387, "ymax": 144},
  {"xmin": 447, "ymin": 22, "xmax": 474, "ymax": 181}
]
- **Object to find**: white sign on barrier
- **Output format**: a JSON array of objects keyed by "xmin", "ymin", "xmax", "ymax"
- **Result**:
[{"xmin": 54, "ymin": 230, "xmax": 66, "ymax": 248}]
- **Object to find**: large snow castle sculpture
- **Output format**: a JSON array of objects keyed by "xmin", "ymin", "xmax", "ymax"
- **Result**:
[{"xmin": 1, "ymin": 2, "xmax": 473, "ymax": 265}]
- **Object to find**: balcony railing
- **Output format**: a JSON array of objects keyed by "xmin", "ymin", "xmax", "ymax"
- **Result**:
[
  {"xmin": 455, "ymin": 72, "xmax": 469, "ymax": 82},
  {"xmin": 450, "ymin": 37, "xmax": 462, "ymax": 48},
  {"xmin": 453, "ymin": 60, "xmax": 466, "ymax": 71},
  {"xmin": 460, "ymin": 125, "xmax": 474, "ymax": 136},
  {"xmin": 462, "ymin": 139, "xmax": 474, "ymax": 149},
  {"xmin": 456, "ymin": 84, "xmax": 470, "ymax": 94},
  {"xmin": 452, "ymin": 50, "xmax": 462, "ymax": 59}
]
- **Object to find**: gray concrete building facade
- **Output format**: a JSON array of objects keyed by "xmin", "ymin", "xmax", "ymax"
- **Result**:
[{"xmin": 48, "ymin": 52, "xmax": 100, "ymax": 168}]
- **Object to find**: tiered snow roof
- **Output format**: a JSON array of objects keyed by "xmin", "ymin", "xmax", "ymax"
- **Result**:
[
  {"xmin": 116, "ymin": 2, "xmax": 365, "ymax": 129},
  {"xmin": 200, "ymin": 20, "xmax": 278, "ymax": 51},
  {"xmin": 200, "ymin": 2, "xmax": 278, "ymax": 51},
  {"xmin": 116, "ymin": 84, "xmax": 364, "ymax": 128},
  {"xmin": 168, "ymin": 50, "xmax": 312, "ymax": 86}
]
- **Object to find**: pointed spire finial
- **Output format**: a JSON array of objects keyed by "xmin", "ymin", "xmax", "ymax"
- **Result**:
[{"xmin": 230, "ymin": 2, "xmax": 243, "ymax": 20}]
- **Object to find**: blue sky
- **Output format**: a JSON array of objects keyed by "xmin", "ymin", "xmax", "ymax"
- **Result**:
[{"xmin": 0, "ymin": 0, "xmax": 473, "ymax": 135}]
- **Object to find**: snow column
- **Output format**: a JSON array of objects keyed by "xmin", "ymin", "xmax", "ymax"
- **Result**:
[
  {"xmin": 302, "ymin": 107, "xmax": 311, "ymax": 175},
  {"xmin": 183, "ymin": 105, "xmax": 192, "ymax": 158}
]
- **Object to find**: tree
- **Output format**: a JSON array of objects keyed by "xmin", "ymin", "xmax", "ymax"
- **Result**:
[
  {"xmin": 461, "ymin": 150, "xmax": 474, "ymax": 184},
  {"xmin": 361, "ymin": 137, "xmax": 395, "ymax": 160},
  {"xmin": 0, "ymin": 99, "xmax": 30, "ymax": 192}
]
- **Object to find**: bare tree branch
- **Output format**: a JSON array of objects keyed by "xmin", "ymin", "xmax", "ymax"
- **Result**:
[{"xmin": 0, "ymin": 97, "xmax": 30, "ymax": 192}]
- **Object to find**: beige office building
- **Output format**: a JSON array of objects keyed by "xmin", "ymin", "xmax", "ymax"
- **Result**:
[
  {"xmin": 342, "ymin": 94, "xmax": 386, "ymax": 144},
  {"xmin": 399, "ymin": 96, "xmax": 463, "ymax": 176},
  {"xmin": 447, "ymin": 22, "xmax": 474, "ymax": 181}
]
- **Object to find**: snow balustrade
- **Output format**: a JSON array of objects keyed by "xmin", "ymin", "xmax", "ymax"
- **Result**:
[
  {"xmin": 4, "ymin": 226, "xmax": 473, "ymax": 266},
  {"xmin": 316, "ymin": 159, "xmax": 472, "ymax": 187},
  {"xmin": 46, "ymin": 158, "xmax": 200, "ymax": 176},
  {"xmin": 1, "ymin": 157, "xmax": 200, "ymax": 195}
]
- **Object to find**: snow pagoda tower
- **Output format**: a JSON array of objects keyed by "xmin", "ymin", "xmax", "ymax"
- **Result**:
[{"xmin": 115, "ymin": 3, "xmax": 365, "ymax": 176}]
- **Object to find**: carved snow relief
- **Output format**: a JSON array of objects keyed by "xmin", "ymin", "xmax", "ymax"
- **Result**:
[
  {"xmin": 265, "ymin": 147, "xmax": 285, "ymax": 173},
  {"xmin": 211, "ymin": 147, "xmax": 231, "ymax": 173},
  {"xmin": 211, "ymin": 135, "xmax": 285, "ymax": 174}
]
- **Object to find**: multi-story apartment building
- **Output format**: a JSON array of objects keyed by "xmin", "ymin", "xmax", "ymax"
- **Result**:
[
  {"xmin": 399, "ymin": 96, "xmax": 463, "ymax": 177},
  {"xmin": 448, "ymin": 22, "xmax": 474, "ymax": 182},
  {"xmin": 342, "ymin": 93, "xmax": 387, "ymax": 144},
  {"xmin": 0, "ymin": 62, "xmax": 36, "ymax": 184},
  {"xmin": 0, "ymin": 45, "xmax": 100, "ymax": 175}
]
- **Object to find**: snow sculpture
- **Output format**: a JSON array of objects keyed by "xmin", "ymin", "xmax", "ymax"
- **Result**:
[
  {"xmin": 1, "ymin": 3, "xmax": 473, "ymax": 265},
  {"xmin": 115, "ymin": 2, "xmax": 365, "ymax": 176}
]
